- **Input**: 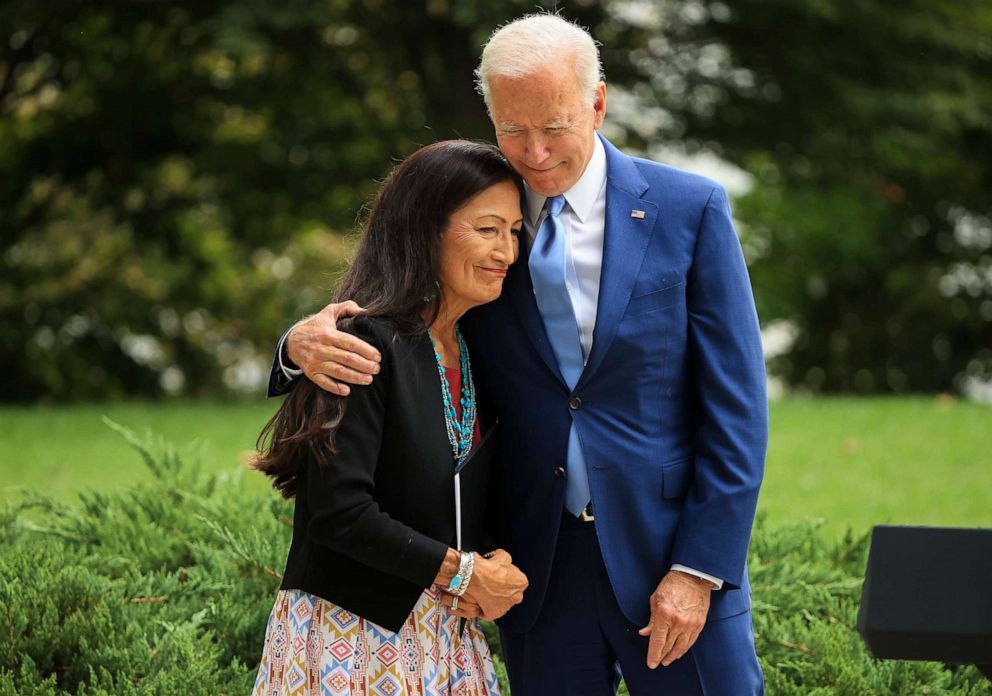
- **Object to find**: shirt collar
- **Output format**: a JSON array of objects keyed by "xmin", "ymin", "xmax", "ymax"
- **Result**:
[{"xmin": 525, "ymin": 134, "xmax": 607, "ymax": 227}]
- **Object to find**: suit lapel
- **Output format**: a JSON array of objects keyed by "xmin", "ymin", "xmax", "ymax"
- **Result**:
[
  {"xmin": 579, "ymin": 137, "xmax": 659, "ymax": 387},
  {"xmin": 504, "ymin": 239, "xmax": 567, "ymax": 384}
]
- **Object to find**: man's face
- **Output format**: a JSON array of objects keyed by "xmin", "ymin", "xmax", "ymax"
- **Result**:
[{"xmin": 489, "ymin": 66, "xmax": 607, "ymax": 198}]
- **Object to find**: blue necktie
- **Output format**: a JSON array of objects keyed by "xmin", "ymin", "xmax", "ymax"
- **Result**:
[{"xmin": 529, "ymin": 195, "xmax": 591, "ymax": 517}]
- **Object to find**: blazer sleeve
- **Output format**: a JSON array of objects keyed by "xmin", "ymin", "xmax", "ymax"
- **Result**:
[
  {"xmin": 670, "ymin": 185, "xmax": 768, "ymax": 589},
  {"xmin": 301, "ymin": 318, "xmax": 450, "ymax": 590}
]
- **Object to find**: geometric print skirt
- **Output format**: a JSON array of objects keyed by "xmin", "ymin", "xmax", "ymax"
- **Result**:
[{"xmin": 252, "ymin": 586, "xmax": 501, "ymax": 696}]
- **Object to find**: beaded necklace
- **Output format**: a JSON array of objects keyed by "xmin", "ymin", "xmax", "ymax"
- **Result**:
[{"xmin": 429, "ymin": 324, "xmax": 477, "ymax": 466}]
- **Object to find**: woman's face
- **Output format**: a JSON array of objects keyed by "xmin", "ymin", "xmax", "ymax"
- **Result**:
[{"xmin": 437, "ymin": 180, "xmax": 523, "ymax": 313}]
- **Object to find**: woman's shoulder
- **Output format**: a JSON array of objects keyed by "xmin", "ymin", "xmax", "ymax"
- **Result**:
[
  {"xmin": 346, "ymin": 315, "xmax": 427, "ymax": 356},
  {"xmin": 345, "ymin": 315, "xmax": 391, "ymax": 343}
]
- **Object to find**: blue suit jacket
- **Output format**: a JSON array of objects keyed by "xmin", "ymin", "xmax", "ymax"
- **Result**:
[{"xmin": 461, "ymin": 135, "xmax": 768, "ymax": 633}]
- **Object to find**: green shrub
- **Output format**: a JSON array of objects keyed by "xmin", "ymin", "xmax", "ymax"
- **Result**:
[{"xmin": 1, "ymin": 424, "xmax": 989, "ymax": 694}]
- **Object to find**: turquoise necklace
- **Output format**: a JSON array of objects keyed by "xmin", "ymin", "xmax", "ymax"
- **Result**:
[{"xmin": 430, "ymin": 325, "xmax": 476, "ymax": 465}]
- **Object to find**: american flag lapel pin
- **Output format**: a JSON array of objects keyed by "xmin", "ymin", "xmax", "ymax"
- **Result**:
[{"xmin": 631, "ymin": 210, "xmax": 646, "ymax": 219}]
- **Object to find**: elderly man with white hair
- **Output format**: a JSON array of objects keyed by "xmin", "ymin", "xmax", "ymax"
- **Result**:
[{"xmin": 269, "ymin": 13, "xmax": 767, "ymax": 696}]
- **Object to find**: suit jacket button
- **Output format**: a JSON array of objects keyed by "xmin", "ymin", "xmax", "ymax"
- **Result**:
[
  {"xmin": 569, "ymin": 396, "xmax": 582, "ymax": 410},
  {"xmin": 554, "ymin": 467, "xmax": 566, "ymax": 478}
]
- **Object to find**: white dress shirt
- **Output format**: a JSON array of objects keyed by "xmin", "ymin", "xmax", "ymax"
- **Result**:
[
  {"xmin": 277, "ymin": 321, "xmax": 304, "ymax": 379},
  {"xmin": 525, "ymin": 136, "xmax": 723, "ymax": 591}
]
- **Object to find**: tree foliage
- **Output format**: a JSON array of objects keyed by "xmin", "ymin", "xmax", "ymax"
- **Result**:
[
  {"xmin": 3, "ymin": 1, "xmax": 991, "ymax": 399},
  {"xmin": 637, "ymin": 0, "xmax": 992, "ymax": 393},
  {"xmin": 0, "ymin": 0, "xmax": 623, "ymax": 401}
]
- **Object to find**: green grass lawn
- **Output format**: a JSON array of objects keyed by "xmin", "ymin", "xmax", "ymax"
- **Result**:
[
  {"xmin": 760, "ymin": 396, "xmax": 992, "ymax": 535},
  {"xmin": 2, "ymin": 396, "xmax": 990, "ymax": 536},
  {"xmin": 0, "ymin": 400, "xmax": 278, "ymax": 501}
]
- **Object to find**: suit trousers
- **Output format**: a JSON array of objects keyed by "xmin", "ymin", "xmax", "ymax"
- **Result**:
[{"xmin": 499, "ymin": 513, "xmax": 764, "ymax": 696}]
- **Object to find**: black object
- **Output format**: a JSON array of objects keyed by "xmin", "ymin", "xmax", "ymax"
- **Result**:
[{"xmin": 857, "ymin": 525, "xmax": 992, "ymax": 679}]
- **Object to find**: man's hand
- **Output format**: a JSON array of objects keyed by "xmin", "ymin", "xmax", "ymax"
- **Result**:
[
  {"xmin": 286, "ymin": 301, "xmax": 381, "ymax": 396},
  {"xmin": 638, "ymin": 569, "xmax": 713, "ymax": 668}
]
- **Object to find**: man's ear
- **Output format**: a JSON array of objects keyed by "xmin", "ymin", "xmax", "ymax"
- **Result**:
[{"xmin": 593, "ymin": 82, "xmax": 607, "ymax": 130}]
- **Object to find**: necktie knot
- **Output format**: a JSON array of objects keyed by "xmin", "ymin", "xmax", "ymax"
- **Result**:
[{"xmin": 546, "ymin": 195, "xmax": 566, "ymax": 218}]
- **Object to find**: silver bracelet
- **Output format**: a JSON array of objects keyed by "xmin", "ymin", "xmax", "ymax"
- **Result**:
[{"xmin": 446, "ymin": 551, "xmax": 475, "ymax": 597}]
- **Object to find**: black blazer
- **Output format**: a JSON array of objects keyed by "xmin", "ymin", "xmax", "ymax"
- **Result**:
[{"xmin": 279, "ymin": 316, "xmax": 498, "ymax": 632}]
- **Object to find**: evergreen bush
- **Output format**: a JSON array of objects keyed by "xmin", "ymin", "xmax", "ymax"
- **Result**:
[{"xmin": 2, "ymin": 424, "xmax": 989, "ymax": 695}]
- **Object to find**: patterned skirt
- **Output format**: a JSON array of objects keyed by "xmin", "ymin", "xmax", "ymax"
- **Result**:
[{"xmin": 252, "ymin": 586, "xmax": 501, "ymax": 696}]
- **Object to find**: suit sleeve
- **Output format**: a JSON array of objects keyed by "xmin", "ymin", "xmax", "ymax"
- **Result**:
[
  {"xmin": 302, "ymin": 319, "xmax": 450, "ymax": 589},
  {"xmin": 670, "ymin": 185, "xmax": 768, "ymax": 589},
  {"xmin": 266, "ymin": 326, "xmax": 300, "ymax": 397}
]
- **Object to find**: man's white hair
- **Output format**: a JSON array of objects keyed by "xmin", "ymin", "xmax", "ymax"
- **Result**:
[{"xmin": 475, "ymin": 13, "xmax": 604, "ymax": 115}]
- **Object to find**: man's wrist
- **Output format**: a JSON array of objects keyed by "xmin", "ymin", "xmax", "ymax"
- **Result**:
[
  {"xmin": 281, "ymin": 334, "xmax": 300, "ymax": 371},
  {"xmin": 670, "ymin": 564, "xmax": 722, "ymax": 590},
  {"xmin": 673, "ymin": 570, "xmax": 714, "ymax": 588},
  {"xmin": 277, "ymin": 323, "xmax": 304, "ymax": 379}
]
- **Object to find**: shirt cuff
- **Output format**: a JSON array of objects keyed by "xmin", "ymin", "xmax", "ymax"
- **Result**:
[
  {"xmin": 277, "ymin": 324, "xmax": 304, "ymax": 380},
  {"xmin": 670, "ymin": 564, "xmax": 724, "ymax": 590}
]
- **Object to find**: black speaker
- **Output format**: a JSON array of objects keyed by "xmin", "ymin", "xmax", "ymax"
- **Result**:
[{"xmin": 857, "ymin": 525, "xmax": 992, "ymax": 678}]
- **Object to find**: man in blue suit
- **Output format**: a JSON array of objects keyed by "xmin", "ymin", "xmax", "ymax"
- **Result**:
[{"xmin": 269, "ymin": 14, "xmax": 767, "ymax": 695}]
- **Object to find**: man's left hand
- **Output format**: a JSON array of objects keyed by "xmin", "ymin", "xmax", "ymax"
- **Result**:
[{"xmin": 638, "ymin": 569, "xmax": 713, "ymax": 668}]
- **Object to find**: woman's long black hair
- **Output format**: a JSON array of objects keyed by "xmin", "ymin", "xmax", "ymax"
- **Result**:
[{"xmin": 254, "ymin": 140, "xmax": 523, "ymax": 497}]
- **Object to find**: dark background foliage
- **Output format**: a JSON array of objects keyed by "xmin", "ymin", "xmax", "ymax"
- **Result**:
[{"xmin": 2, "ymin": 0, "xmax": 991, "ymax": 401}]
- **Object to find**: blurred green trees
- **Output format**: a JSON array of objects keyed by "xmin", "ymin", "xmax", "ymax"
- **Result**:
[
  {"xmin": 2, "ymin": 0, "xmax": 990, "ymax": 400},
  {"xmin": 699, "ymin": 0, "xmax": 992, "ymax": 393},
  {"xmin": 0, "ymin": 0, "xmax": 621, "ymax": 400}
]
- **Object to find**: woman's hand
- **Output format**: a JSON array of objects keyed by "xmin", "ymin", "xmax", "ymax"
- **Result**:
[
  {"xmin": 439, "ymin": 591, "xmax": 485, "ymax": 619},
  {"xmin": 461, "ymin": 549, "xmax": 528, "ymax": 621}
]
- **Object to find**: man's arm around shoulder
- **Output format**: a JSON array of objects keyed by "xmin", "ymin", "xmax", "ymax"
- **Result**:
[{"xmin": 265, "ymin": 301, "xmax": 381, "ymax": 398}]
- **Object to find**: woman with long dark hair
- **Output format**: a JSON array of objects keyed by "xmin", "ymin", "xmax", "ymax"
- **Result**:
[{"xmin": 252, "ymin": 140, "xmax": 529, "ymax": 696}]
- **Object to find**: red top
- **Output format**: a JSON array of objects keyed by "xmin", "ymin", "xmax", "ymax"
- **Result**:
[{"xmin": 444, "ymin": 365, "xmax": 482, "ymax": 448}]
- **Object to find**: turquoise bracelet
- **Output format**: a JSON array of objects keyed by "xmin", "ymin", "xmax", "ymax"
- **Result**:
[{"xmin": 446, "ymin": 551, "xmax": 475, "ymax": 596}]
